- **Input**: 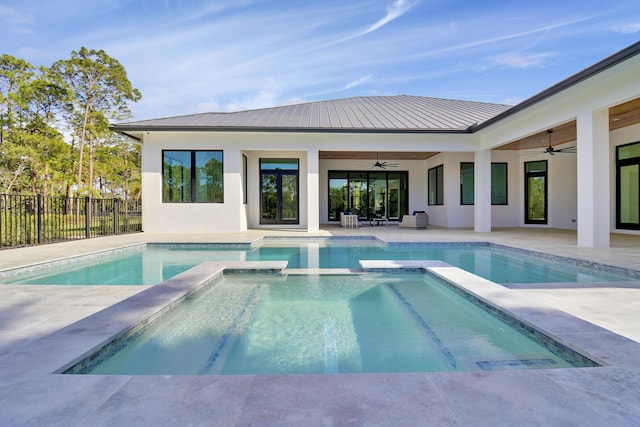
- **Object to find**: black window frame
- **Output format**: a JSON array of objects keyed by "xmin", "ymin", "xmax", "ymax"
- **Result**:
[
  {"xmin": 327, "ymin": 170, "xmax": 409, "ymax": 221},
  {"xmin": 162, "ymin": 149, "xmax": 224, "ymax": 203},
  {"xmin": 242, "ymin": 154, "xmax": 248, "ymax": 204},
  {"xmin": 524, "ymin": 160, "xmax": 547, "ymax": 225},
  {"xmin": 460, "ymin": 162, "xmax": 474, "ymax": 205},
  {"xmin": 459, "ymin": 162, "xmax": 509, "ymax": 206},
  {"xmin": 428, "ymin": 164, "xmax": 444, "ymax": 206},
  {"xmin": 616, "ymin": 140, "xmax": 640, "ymax": 230}
]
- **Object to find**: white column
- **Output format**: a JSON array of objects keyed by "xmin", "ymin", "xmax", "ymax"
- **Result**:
[
  {"xmin": 307, "ymin": 148, "xmax": 320, "ymax": 232},
  {"xmin": 474, "ymin": 149, "xmax": 492, "ymax": 232},
  {"xmin": 576, "ymin": 109, "xmax": 610, "ymax": 248},
  {"xmin": 224, "ymin": 148, "xmax": 246, "ymax": 231}
]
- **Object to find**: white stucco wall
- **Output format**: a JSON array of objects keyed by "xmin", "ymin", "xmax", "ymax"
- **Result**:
[
  {"xmin": 141, "ymin": 132, "xmax": 248, "ymax": 233},
  {"xmin": 424, "ymin": 151, "xmax": 522, "ymax": 229}
]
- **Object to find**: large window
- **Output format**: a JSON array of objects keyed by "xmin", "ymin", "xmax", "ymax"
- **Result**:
[
  {"xmin": 428, "ymin": 165, "xmax": 443, "ymax": 205},
  {"xmin": 328, "ymin": 171, "xmax": 408, "ymax": 221},
  {"xmin": 617, "ymin": 141, "xmax": 640, "ymax": 230},
  {"xmin": 524, "ymin": 160, "xmax": 547, "ymax": 224},
  {"xmin": 162, "ymin": 150, "xmax": 223, "ymax": 203},
  {"xmin": 459, "ymin": 162, "xmax": 508, "ymax": 205}
]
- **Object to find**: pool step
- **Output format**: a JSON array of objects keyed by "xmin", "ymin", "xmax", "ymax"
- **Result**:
[{"xmin": 284, "ymin": 268, "xmax": 365, "ymax": 275}]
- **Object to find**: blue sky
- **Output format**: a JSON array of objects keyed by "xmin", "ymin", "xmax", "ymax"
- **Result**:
[{"xmin": 1, "ymin": 0, "xmax": 639, "ymax": 120}]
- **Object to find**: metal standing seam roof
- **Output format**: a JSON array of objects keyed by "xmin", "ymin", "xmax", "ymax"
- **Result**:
[{"xmin": 111, "ymin": 95, "xmax": 512, "ymax": 135}]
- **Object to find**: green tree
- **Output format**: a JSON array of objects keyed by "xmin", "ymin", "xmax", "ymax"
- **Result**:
[
  {"xmin": 0, "ymin": 54, "xmax": 34, "ymax": 145},
  {"xmin": 94, "ymin": 133, "xmax": 141, "ymax": 199},
  {"xmin": 51, "ymin": 47, "xmax": 141, "ymax": 197},
  {"xmin": 18, "ymin": 70, "xmax": 71, "ymax": 196}
]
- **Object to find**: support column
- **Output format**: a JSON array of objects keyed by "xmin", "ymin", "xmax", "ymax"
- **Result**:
[
  {"xmin": 224, "ymin": 148, "xmax": 246, "ymax": 231},
  {"xmin": 474, "ymin": 149, "xmax": 492, "ymax": 232},
  {"xmin": 306, "ymin": 148, "xmax": 320, "ymax": 232},
  {"xmin": 576, "ymin": 109, "xmax": 610, "ymax": 247}
]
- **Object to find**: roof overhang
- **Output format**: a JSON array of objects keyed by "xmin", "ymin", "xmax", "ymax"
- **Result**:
[{"xmin": 110, "ymin": 125, "xmax": 475, "ymax": 141}]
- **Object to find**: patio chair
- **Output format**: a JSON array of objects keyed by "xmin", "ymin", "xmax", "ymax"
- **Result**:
[{"xmin": 399, "ymin": 211, "xmax": 428, "ymax": 229}]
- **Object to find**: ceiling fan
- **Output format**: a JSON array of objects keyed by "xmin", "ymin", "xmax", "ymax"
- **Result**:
[
  {"xmin": 541, "ymin": 129, "xmax": 576, "ymax": 155},
  {"xmin": 370, "ymin": 152, "xmax": 399, "ymax": 169}
]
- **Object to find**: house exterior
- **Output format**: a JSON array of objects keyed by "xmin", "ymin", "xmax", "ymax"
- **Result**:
[{"xmin": 112, "ymin": 41, "xmax": 640, "ymax": 248}]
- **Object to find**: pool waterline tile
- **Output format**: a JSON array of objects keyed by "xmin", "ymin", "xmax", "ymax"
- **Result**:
[{"xmin": 2, "ymin": 237, "xmax": 639, "ymax": 286}]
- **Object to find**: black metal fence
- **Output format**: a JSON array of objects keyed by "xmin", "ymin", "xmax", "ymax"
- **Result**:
[{"xmin": 0, "ymin": 194, "xmax": 142, "ymax": 249}]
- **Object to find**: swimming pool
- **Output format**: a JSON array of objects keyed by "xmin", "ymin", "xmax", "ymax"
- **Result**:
[
  {"xmin": 1, "ymin": 238, "xmax": 634, "ymax": 285},
  {"xmin": 65, "ymin": 272, "xmax": 596, "ymax": 375}
]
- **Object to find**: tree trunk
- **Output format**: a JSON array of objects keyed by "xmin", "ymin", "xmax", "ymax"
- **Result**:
[{"xmin": 76, "ymin": 102, "xmax": 91, "ymax": 196}]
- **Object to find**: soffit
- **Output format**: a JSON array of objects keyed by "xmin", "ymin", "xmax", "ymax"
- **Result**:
[
  {"xmin": 319, "ymin": 151, "xmax": 438, "ymax": 160},
  {"xmin": 494, "ymin": 122, "xmax": 577, "ymax": 151},
  {"xmin": 610, "ymin": 97, "xmax": 640, "ymax": 131},
  {"xmin": 494, "ymin": 96, "xmax": 640, "ymax": 151}
]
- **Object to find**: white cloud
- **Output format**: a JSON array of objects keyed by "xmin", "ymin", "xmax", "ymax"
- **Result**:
[
  {"xmin": 0, "ymin": 4, "xmax": 32, "ymax": 33},
  {"xmin": 317, "ymin": 0, "xmax": 419, "ymax": 49},
  {"xmin": 193, "ymin": 100, "xmax": 220, "ymax": 113},
  {"xmin": 611, "ymin": 22, "xmax": 640, "ymax": 33},
  {"xmin": 344, "ymin": 74, "xmax": 373, "ymax": 90},
  {"xmin": 492, "ymin": 52, "xmax": 555, "ymax": 69},
  {"xmin": 360, "ymin": 0, "xmax": 420, "ymax": 36},
  {"xmin": 223, "ymin": 78, "xmax": 283, "ymax": 111}
]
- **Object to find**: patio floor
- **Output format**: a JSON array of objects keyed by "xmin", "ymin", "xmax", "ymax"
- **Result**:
[{"xmin": 1, "ymin": 226, "xmax": 639, "ymax": 426}]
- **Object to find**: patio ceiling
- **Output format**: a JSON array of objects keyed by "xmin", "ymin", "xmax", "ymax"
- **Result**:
[
  {"xmin": 495, "ymin": 97, "xmax": 640, "ymax": 151},
  {"xmin": 494, "ymin": 122, "xmax": 577, "ymax": 151},
  {"xmin": 610, "ymin": 97, "xmax": 640, "ymax": 130},
  {"xmin": 319, "ymin": 151, "xmax": 439, "ymax": 160}
]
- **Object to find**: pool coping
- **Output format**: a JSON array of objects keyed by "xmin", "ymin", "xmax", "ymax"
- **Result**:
[{"xmin": 2, "ymin": 242, "xmax": 640, "ymax": 424}]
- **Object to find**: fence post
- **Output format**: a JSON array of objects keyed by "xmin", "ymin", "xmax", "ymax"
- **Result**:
[
  {"xmin": 37, "ymin": 194, "xmax": 43, "ymax": 244},
  {"xmin": 113, "ymin": 199, "xmax": 119, "ymax": 235},
  {"xmin": 85, "ymin": 196, "xmax": 91, "ymax": 239}
]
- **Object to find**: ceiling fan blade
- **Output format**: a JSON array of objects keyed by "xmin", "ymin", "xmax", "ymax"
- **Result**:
[{"xmin": 556, "ymin": 146, "xmax": 577, "ymax": 153}]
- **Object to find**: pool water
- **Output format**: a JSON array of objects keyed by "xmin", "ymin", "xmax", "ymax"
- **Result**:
[
  {"xmin": 1, "ymin": 240, "xmax": 629, "ymax": 285},
  {"xmin": 80, "ymin": 274, "xmax": 590, "ymax": 375}
]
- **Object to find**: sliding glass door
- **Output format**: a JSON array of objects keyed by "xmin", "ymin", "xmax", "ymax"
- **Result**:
[{"xmin": 328, "ymin": 171, "xmax": 408, "ymax": 221}]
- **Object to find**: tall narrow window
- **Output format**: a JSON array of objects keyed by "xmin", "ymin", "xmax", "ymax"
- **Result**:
[
  {"xmin": 617, "ymin": 141, "xmax": 640, "ymax": 230},
  {"xmin": 242, "ymin": 154, "xmax": 248, "ymax": 204},
  {"xmin": 428, "ymin": 165, "xmax": 444, "ymax": 206},
  {"xmin": 460, "ymin": 163, "xmax": 474, "ymax": 205},
  {"xmin": 162, "ymin": 150, "xmax": 223, "ymax": 203},
  {"xmin": 524, "ymin": 160, "xmax": 547, "ymax": 224},
  {"xmin": 491, "ymin": 163, "xmax": 508, "ymax": 205}
]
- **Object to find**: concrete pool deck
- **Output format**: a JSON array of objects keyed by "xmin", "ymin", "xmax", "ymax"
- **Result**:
[{"xmin": 1, "ymin": 227, "xmax": 640, "ymax": 425}]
